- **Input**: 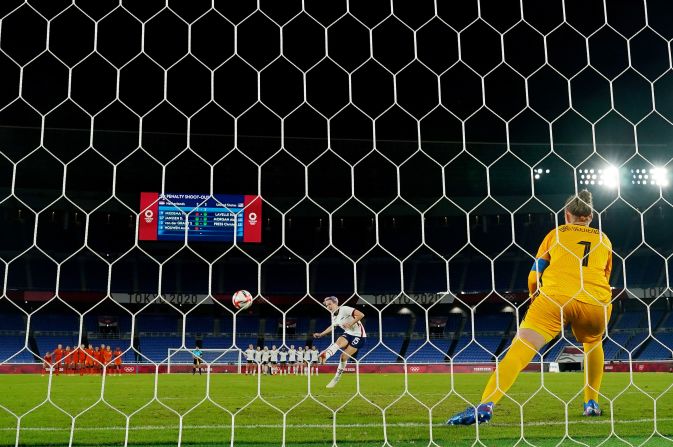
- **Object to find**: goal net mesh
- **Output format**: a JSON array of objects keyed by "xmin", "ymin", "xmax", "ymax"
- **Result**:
[{"xmin": 0, "ymin": 0, "xmax": 671, "ymax": 446}]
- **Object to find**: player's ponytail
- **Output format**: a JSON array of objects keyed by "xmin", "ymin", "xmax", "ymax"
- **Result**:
[{"xmin": 565, "ymin": 190, "xmax": 593, "ymax": 222}]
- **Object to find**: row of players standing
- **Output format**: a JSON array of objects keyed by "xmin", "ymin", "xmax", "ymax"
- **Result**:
[
  {"xmin": 243, "ymin": 345, "xmax": 321, "ymax": 375},
  {"xmin": 42, "ymin": 343, "xmax": 123, "ymax": 376}
]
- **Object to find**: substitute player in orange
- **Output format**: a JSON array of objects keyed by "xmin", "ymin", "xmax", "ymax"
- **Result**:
[
  {"xmin": 84, "ymin": 344, "xmax": 95, "ymax": 375},
  {"xmin": 113, "ymin": 347, "xmax": 123, "ymax": 376},
  {"xmin": 77, "ymin": 344, "xmax": 87, "ymax": 376},
  {"xmin": 449, "ymin": 190, "xmax": 612, "ymax": 425},
  {"xmin": 66, "ymin": 345, "xmax": 77, "ymax": 375},
  {"xmin": 53, "ymin": 344, "xmax": 64, "ymax": 376},
  {"xmin": 42, "ymin": 351, "xmax": 52, "ymax": 376},
  {"xmin": 93, "ymin": 346, "xmax": 103, "ymax": 375},
  {"xmin": 103, "ymin": 346, "xmax": 113, "ymax": 374}
]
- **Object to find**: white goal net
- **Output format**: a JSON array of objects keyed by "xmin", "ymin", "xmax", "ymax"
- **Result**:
[{"xmin": 0, "ymin": 0, "xmax": 672, "ymax": 446}]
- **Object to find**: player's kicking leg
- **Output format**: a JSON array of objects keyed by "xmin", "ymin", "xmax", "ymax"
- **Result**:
[
  {"xmin": 326, "ymin": 345, "xmax": 358, "ymax": 388},
  {"xmin": 318, "ymin": 336, "xmax": 349, "ymax": 366}
]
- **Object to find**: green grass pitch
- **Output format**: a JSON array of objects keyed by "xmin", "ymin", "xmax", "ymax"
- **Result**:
[{"xmin": 0, "ymin": 371, "xmax": 672, "ymax": 446}]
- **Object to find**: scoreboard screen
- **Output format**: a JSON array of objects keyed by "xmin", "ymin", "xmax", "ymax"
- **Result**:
[{"xmin": 138, "ymin": 192, "xmax": 262, "ymax": 242}]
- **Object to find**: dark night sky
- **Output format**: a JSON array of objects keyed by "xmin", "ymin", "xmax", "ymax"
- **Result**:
[{"xmin": 0, "ymin": 0, "xmax": 671, "ymax": 297}]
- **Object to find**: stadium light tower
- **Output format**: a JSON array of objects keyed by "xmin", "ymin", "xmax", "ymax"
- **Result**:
[
  {"xmin": 600, "ymin": 166, "xmax": 619, "ymax": 188},
  {"xmin": 631, "ymin": 167, "xmax": 669, "ymax": 187},
  {"xmin": 652, "ymin": 167, "xmax": 669, "ymax": 187},
  {"xmin": 578, "ymin": 166, "xmax": 619, "ymax": 187}
]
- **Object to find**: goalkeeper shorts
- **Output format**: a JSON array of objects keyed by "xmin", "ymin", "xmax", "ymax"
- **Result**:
[{"xmin": 520, "ymin": 295, "xmax": 612, "ymax": 344}]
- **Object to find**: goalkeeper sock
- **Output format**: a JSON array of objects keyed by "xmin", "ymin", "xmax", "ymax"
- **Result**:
[
  {"xmin": 322, "ymin": 343, "xmax": 340, "ymax": 361},
  {"xmin": 583, "ymin": 341, "xmax": 604, "ymax": 403},
  {"xmin": 481, "ymin": 336, "xmax": 538, "ymax": 404}
]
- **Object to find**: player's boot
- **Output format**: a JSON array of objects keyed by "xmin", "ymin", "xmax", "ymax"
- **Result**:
[
  {"xmin": 583, "ymin": 400, "xmax": 602, "ymax": 416},
  {"xmin": 446, "ymin": 402, "xmax": 494, "ymax": 425},
  {"xmin": 318, "ymin": 352, "xmax": 327, "ymax": 365}
]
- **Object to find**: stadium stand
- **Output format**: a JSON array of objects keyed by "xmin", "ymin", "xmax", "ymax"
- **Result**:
[
  {"xmin": 2, "ymin": 299, "xmax": 673, "ymax": 364},
  {"xmin": 406, "ymin": 339, "xmax": 451, "ymax": 363},
  {"xmin": 0, "ymin": 336, "xmax": 32, "ymax": 363}
]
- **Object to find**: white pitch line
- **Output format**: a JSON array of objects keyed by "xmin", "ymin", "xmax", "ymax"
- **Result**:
[{"xmin": 3, "ymin": 417, "xmax": 673, "ymax": 432}]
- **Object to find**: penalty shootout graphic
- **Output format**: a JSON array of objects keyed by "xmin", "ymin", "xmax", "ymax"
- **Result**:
[{"xmin": 138, "ymin": 192, "xmax": 262, "ymax": 243}]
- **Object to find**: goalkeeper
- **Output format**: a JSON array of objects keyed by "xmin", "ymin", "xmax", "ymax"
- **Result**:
[
  {"xmin": 192, "ymin": 346, "xmax": 204, "ymax": 375},
  {"xmin": 449, "ymin": 190, "xmax": 613, "ymax": 425}
]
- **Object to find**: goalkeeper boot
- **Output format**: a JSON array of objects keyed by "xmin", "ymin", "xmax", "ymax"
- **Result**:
[
  {"xmin": 446, "ymin": 402, "xmax": 494, "ymax": 425},
  {"xmin": 583, "ymin": 400, "xmax": 602, "ymax": 417}
]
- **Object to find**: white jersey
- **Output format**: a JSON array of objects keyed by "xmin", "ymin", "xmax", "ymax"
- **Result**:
[
  {"xmin": 254, "ymin": 350, "xmax": 262, "ymax": 362},
  {"xmin": 288, "ymin": 348, "xmax": 296, "ymax": 362},
  {"xmin": 279, "ymin": 350, "xmax": 287, "ymax": 362},
  {"xmin": 245, "ymin": 348, "xmax": 255, "ymax": 361},
  {"xmin": 270, "ymin": 349, "xmax": 278, "ymax": 362},
  {"xmin": 333, "ymin": 305, "xmax": 367, "ymax": 337},
  {"xmin": 297, "ymin": 350, "xmax": 304, "ymax": 362},
  {"xmin": 310, "ymin": 350, "xmax": 319, "ymax": 362},
  {"xmin": 262, "ymin": 350, "xmax": 270, "ymax": 362}
]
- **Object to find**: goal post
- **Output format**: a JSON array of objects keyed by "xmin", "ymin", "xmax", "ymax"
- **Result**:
[{"xmin": 166, "ymin": 348, "xmax": 243, "ymax": 374}]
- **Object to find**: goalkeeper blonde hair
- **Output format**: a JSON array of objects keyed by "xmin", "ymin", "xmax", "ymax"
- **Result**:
[{"xmin": 565, "ymin": 190, "xmax": 593, "ymax": 223}]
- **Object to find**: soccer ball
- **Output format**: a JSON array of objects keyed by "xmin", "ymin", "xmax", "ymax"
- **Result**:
[{"xmin": 232, "ymin": 290, "xmax": 253, "ymax": 310}]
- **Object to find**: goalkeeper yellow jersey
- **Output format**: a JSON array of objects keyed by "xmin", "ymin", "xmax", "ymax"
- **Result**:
[{"xmin": 528, "ymin": 224, "xmax": 613, "ymax": 306}]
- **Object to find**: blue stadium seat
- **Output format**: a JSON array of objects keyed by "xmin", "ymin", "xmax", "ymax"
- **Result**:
[
  {"xmin": 473, "ymin": 313, "xmax": 512, "ymax": 332},
  {"xmin": 0, "ymin": 335, "xmax": 34, "ymax": 363},
  {"xmin": 0, "ymin": 312, "xmax": 25, "ymax": 331},
  {"xmin": 657, "ymin": 312, "xmax": 673, "ymax": 330},
  {"xmin": 406, "ymin": 339, "xmax": 450, "ymax": 363},
  {"xmin": 138, "ymin": 336, "xmax": 183, "ymax": 362},
  {"xmin": 380, "ymin": 315, "xmax": 410, "ymax": 333},
  {"xmin": 234, "ymin": 316, "xmax": 259, "ymax": 334},
  {"xmin": 614, "ymin": 311, "xmax": 644, "ymax": 329},
  {"xmin": 264, "ymin": 317, "xmax": 279, "ymax": 334},
  {"xmin": 185, "ymin": 315, "xmax": 214, "ymax": 334},
  {"xmin": 619, "ymin": 333, "xmax": 648, "ymax": 359},
  {"xmin": 135, "ymin": 315, "xmax": 180, "ymax": 333},
  {"xmin": 31, "ymin": 314, "xmax": 79, "ymax": 332},
  {"xmin": 603, "ymin": 333, "xmax": 631, "ymax": 360},
  {"xmin": 635, "ymin": 334, "xmax": 673, "ymax": 360},
  {"xmin": 357, "ymin": 337, "xmax": 404, "ymax": 363},
  {"xmin": 35, "ymin": 335, "xmax": 78, "ymax": 356},
  {"xmin": 202, "ymin": 335, "xmax": 234, "ymax": 349},
  {"xmin": 452, "ymin": 336, "xmax": 501, "ymax": 362}
]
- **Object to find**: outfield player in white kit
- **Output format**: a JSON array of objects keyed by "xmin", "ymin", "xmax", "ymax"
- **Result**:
[
  {"xmin": 279, "ymin": 347, "xmax": 288, "ymax": 374},
  {"xmin": 270, "ymin": 345, "xmax": 279, "ymax": 375},
  {"xmin": 310, "ymin": 346, "xmax": 319, "ymax": 375},
  {"xmin": 253, "ymin": 346, "xmax": 262, "ymax": 374},
  {"xmin": 304, "ymin": 345, "xmax": 312, "ymax": 375},
  {"xmin": 296, "ymin": 347, "xmax": 304, "ymax": 375},
  {"xmin": 288, "ymin": 345, "xmax": 297, "ymax": 374},
  {"xmin": 261, "ymin": 346, "xmax": 270, "ymax": 375},
  {"xmin": 314, "ymin": 296, "xmax": 367, "ymax": 388},
  {"xmin": 244, "ymin": 344, "xmax": 255, "ymax": 375}
]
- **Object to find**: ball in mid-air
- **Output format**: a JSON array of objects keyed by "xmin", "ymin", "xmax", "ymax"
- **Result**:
[{"xmin": 232, "ymin": 290, "xmax": 253, "ymax": 310}]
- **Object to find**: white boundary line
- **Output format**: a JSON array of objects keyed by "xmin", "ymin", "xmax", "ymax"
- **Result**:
[{"xmin": 4, "ymin": 417, "xmax": 673, "ymax": 432}]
